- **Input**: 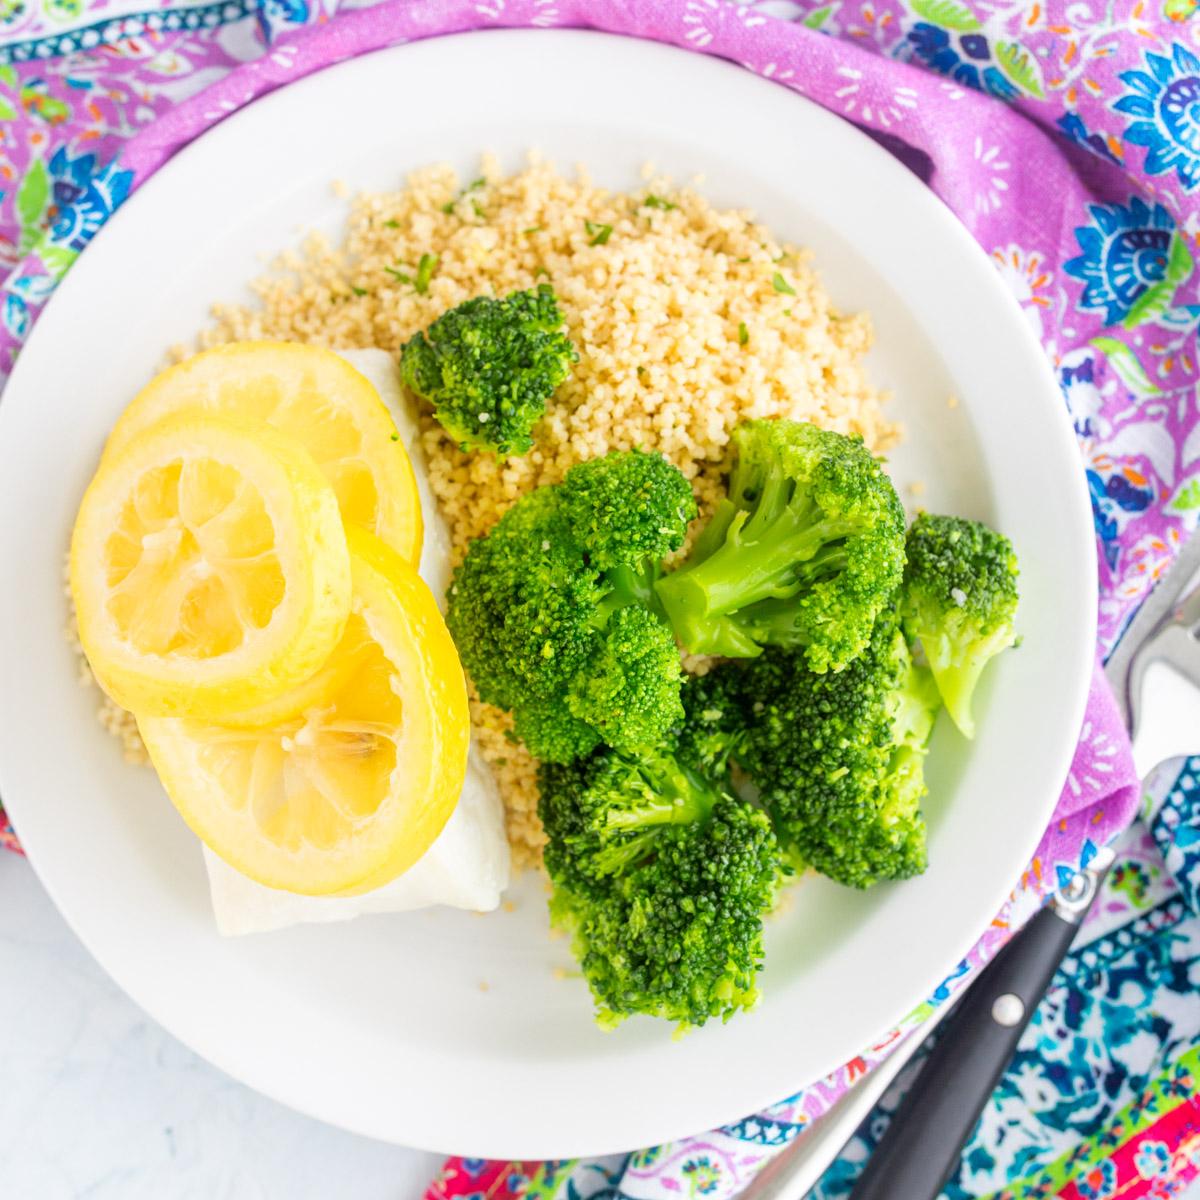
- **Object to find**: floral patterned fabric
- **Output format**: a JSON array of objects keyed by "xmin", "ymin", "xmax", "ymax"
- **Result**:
[{"xmin": 0, "ymin": 0, "xmax": 1196, "ymax": 1193}]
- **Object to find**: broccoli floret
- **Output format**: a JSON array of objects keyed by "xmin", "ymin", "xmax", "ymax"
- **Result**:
[
  {"xmin": 560, "ymin": 445, "xmax": 696, "ymax": 574},
  {"xmin": 399, "ymin": 284, "xmax": 576, "ymax": 455},
  {"xmin": 675, "ymin": 666, "xmax": 750, "ymax": 778},
  {"xmin": 570, "ymin": 606, "xmax": 687, "ymax": 753},
  {"xmin": 654, "ymin": 419, "xmax": 905, "ymax": 671},
  {"xmin": 446, "ymin": 486, "xmax": 592, "ymax": 711},
  {"xmin": 733, "ymin": 612, "xmax": 940, "ymax": 888},
  {"xmin": 901, "ymin": 513, "xmax": 1019, "ymax": 738},
  {"xmin": 539, "ymin": 695, "xmax": 781, "ymax": 1029},
  {"xmin": 512, "ymin": 697, "xmax": 603, "ymax": 765},
  {"xmin": 446, "ymin": 450, "xmax": 696, "ymax": 761}
]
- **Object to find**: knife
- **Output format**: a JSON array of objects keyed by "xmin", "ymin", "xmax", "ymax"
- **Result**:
[{"xmin": 740, "ymin": 530, "xmax": 1200, "ymax": 1200}]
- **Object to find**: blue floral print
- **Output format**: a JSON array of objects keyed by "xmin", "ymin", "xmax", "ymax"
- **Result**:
[
  {"xmin": 903, "ymin": 23, "xmax": 1018, "ymax": 99},
  {"xmin": 1058, "ymin": 113, "xmax": 1123, "ymax": 165},
  {"xmin": 47, "ymin": 145, "xmax": 95, "ymax": 211},
  {"xmin": 1133, "ymin": 1138, "xmax": 1172, "ymax": 1178},
  {"xmin": 1115, "ymin": 43, "xmax": 1200, "ymax": 192},
  {"xmin": 1088, "ymin": 464, "xmax": 1156, "ymax": 569},
  {"xmin": 47, "ymin": 157, "xmax": 132, "ymax": 250},
  {"xmin": 1075, "ymin": 1159, "xmax": 1119, "ymax": 1198},
  {"xmin": 1064, "ymin": 198, "xmax": 1175, "ymax": 324}
]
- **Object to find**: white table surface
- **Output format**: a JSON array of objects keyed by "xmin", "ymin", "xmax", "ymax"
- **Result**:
[{"xmin": 0, "ymin": 855, "xmax": 442, "ymax": 1199}]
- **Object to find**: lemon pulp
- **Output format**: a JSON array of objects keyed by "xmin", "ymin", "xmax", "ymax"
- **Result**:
[
  {"xmin": 137, "ymin": 527, "xmax": 470, "ymax": 895},
  {"xmin": 103, "ymin": 341, "xmax": 423, "ymax": 564}
]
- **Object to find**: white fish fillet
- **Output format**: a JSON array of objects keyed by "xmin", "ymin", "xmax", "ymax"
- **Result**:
[{"xmin": 204, "ymin": 348, "xmax": 511, "ymax": 936}]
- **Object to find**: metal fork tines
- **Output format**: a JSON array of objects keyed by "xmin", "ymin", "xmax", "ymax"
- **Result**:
[
  {"xmin": 1125, "ymin": 559, "xmax": 1200, "ymax": 783},
  {"xmin": 1110, "ymin": 531, "xmax": 1200, "ymax": 736}
]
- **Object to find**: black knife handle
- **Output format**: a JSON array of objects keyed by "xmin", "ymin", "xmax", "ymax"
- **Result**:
[{"xmin": 849, "ymin": 901, "xmax": 1080, "ymax": 1200}]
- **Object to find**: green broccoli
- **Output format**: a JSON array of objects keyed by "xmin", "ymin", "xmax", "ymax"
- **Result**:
[
  {"xmin": 446, "ymin": 449, "xmax": 697, "ymax": 761},
  {"xmin": 399, "ymin": 284, "xmax": 576, "ymax": 456},
  {"xmin": 654, "ymin": 419, "xmax": 906, "ymax": 672},
  {"xmin": 539, "ymin": 678, "xmax": 781, "ymax": 1030},
  {"xmin": 732, "ymin": 611, "xmax": 941, "ymax": 888},
  {"xmin": 674, "ymin": 664, "xmax": 750, "ymax": 778},
  {"xmin": 901, "ymin": 513, "xmax": 1019, "ymax": 738}
]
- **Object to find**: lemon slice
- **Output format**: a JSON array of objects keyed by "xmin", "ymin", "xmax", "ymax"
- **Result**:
[
  {"xmin": 71, "ymin": 414, "xmax": 351, "ymax": 719},
  {"xmin": 138, "ymin": 527, "xmax": 470, "ymax": 896},
  {"xmin": 103, "ymin": 342, "xmax": 423, "ymax": 564}
]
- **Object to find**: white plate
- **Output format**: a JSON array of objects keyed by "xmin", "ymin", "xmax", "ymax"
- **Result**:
[{"xmin": 0, "ymin": 30, "xmax": 1095, "ymax": 1157}]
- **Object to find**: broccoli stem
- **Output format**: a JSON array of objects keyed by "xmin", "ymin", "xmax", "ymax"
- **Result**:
[
  {"xmin": 607, "ymin": 755, "xmax": 719, "ymax": 831},
  {"xmin": 590, "ymin": 753, "xmax": 722, "ymax": 876},
  {"xmin": 655, "ymin": 506, "xmax": 859, "ymax": 653},
  {"xmin": 928, "ymin": 652, "xmax": 990, "ymax": 739},
  {"xmin": 591, "ymin": 561, "xmax": 665, "ymax": 626}
]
